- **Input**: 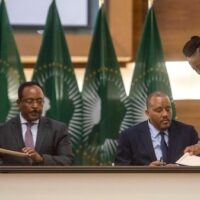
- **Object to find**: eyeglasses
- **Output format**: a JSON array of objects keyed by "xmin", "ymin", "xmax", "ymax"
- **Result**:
[{"xmin": 21, "ymin": 98, "xmax": 44, "ymax": 105}]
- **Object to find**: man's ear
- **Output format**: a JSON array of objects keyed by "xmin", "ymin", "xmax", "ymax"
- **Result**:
[{"xmin": 145, "ymin": 109, "xmax": 149, "ymax": 117}]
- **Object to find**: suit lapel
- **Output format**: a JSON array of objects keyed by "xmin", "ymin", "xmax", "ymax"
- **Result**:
[
  {"xmin": 139, "ymin": 122, "xmax": 157, "ymax": 161},
  {"xmin": 11, "ymin": 117, "xmax": 25, "ymax": 148},
  {"xmin": 167, "ymin": 121, "xmax": 180, "ymax": 161},
  {"xmin": 35, "ymin": 117, "xmax": 48, "ymax": 151}
]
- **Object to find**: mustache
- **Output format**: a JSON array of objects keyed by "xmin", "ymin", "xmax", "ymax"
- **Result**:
[{"xmin": 30, "ymin": 110, "xmax": 41, "ymax": 114}]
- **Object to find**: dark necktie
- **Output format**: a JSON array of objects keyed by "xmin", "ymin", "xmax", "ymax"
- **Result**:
[
  {"xmin": 24, "ymin": 123, "xmax": 34, "ymax": 148},
  {"xmin": 160, "ymin": 132, "xmax": 168, "ymax": 162}
]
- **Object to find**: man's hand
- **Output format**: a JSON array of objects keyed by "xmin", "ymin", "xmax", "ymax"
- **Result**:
[
  {"xmin": 184, "ymin": 144, "xmax": 200, "ymax": 155},
  {"xmin": 149, "ymin": 160, "xmax": 179, "ymax": 167},
  {"xmin": 22, "ymin": 147, "xmax": 43, "ymax": 163},
  {"xmin": 149, "ymin": 160, "xmax": 166, "ymax": 166}
]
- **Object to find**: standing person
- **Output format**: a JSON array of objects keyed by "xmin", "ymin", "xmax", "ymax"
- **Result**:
[
  {"xmin": 0, "ymin": 81, "xmax": 73, "ymax": 165},
  {"xmin": 182, "ymin": 36, "xmax": 200, "ymax": 155},
  {"xmin": 115, "ymin": 91, "xmax": 199, "ymax": 166},
  {"xmin": 183, "ymin": 36, "xmax": 200, "ymax": 74}
]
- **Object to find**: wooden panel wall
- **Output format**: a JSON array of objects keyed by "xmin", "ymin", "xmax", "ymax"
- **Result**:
[
  {"xmin": 132, "ymin": 0, "xmax": 147, "ymax": 59},
  {"xmin": 175, "ymin": 100, "xmax": 200, "ymax": 136},
  {"xmin": 154, "ymin": 0, "xmax": 200, "ymax": 60}
]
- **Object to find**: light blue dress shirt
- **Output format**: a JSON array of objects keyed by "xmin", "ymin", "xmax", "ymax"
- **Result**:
[{"xmin": 148, "ymin": 121, "xmax": 168, "ymax": 160}]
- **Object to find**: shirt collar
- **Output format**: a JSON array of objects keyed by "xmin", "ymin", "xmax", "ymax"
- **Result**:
[{"xmin": 148, "ymin": 120, "xmax": 168, "ymax": 138}]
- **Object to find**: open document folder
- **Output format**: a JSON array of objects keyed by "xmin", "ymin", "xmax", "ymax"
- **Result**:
[{"xmin": 176, "ymin": 153, "xmax": 200, "ymax": 166}]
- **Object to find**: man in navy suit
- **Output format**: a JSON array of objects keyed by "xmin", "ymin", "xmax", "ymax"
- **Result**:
[
  {"xmin": 0, "ymin": 81, "xmax": 73, "ymax": 165},
  {"xmin": 115, "ymin": 91, "xmax": 199, "ymax": 166}
]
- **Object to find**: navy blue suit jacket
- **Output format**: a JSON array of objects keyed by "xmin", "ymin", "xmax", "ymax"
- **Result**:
[{"xmin": 115, "ymin": 120, "xmax": 199, "ymax": 165}]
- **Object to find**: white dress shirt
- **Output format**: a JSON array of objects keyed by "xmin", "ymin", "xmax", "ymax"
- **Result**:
[{"xmin": 20, "ymin": 113, "xmax": 39, "ymax": 147}]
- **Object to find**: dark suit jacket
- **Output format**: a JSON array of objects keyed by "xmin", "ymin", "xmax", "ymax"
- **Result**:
[
  {"xmin": 115, "ymin": 120, "xmax": 199, "ymax": 165},
  {"xmin": 0, "ymin": 116, "xmax": 73, "ymax": 165}
]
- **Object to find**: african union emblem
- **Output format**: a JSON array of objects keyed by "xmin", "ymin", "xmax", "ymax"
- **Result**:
[
  {"xmin": 82, "ymin": 67, "xmax": 133, "ymax": 165},
  {"xmin": 0, "ymin": 61, "xmax": 25, "ymax": 122}
]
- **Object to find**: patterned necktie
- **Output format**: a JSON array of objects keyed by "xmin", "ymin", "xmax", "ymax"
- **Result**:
[
  {"xmin": 160, "ymin": 132, "xmax": 168, "ymax": 162},
  {"xmin": 24, "ymin": 123, "xmax": 34, "ymax": 148}
]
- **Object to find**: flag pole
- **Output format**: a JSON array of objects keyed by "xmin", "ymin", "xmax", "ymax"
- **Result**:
[
  {"xmin": 148, "ymin": 0, "xmax": 155, "ymax": 9},
  {"xmin": 99, "ymin": 0, "xmax": 104, "ymax": 8}
]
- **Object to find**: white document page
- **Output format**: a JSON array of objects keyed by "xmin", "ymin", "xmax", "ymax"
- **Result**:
[{"xmin": 176, "ymin": 153, "xmax": 200, "ymax": 166}]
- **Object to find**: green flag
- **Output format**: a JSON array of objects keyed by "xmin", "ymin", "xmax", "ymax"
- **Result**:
[
  {"xmin": 129, "ymin": 6, "xmax": 176, "ymax": 125},
  {"xmin": 0, "ymin": 0, "xmax": 25, "ymax": 122},
  {"xmin": 32, "ymin": 0, "xmax": 82, "ymax": 164},
  {"xmin": 82, "ymin": 5, "xmax": 132, "ymax": 165}
]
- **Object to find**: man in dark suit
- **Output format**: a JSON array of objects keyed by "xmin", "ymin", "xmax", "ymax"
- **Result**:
[
  {"xmin": 0, "ymin": 81, "xmax": 73, "ymax": 165},
  {"xmin": 115, "ymin": 91, "xmax": 199, "ymax": 166}
]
